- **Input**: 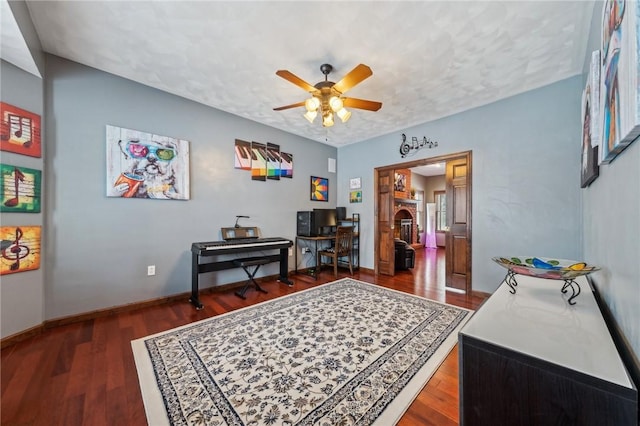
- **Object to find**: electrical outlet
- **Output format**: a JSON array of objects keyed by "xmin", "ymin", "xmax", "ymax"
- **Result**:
[{"xmin": 147, "ymin": 265, "xmax": 156, "ymax": 276}]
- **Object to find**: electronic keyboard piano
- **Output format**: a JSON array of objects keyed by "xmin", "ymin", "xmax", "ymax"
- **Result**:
[{"xmin": 190, "ymin": 237, "xmax": 293, "ymax": 309}]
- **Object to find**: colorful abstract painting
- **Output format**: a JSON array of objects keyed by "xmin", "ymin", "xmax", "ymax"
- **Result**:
[
  {"xmin": 0, "ymin": 102, "xmax": 42, "ymax": 158},
  {"xmin": 0, "ymin": 164, "xmax": 41, "ymax": 212},
  {"xmin": 0, "ymin": 225, "xmax": 41, "ymax": 275},
  {"xmin": 599, "ymin": 0, "xmax": 640, "ymax": 163},
  {"xmin": 311, "ymin": 176, "xmax": 328, "ymax": 201},
  {"xmin": 106, "ymin": 125, "xmax": 190, "ymax": 200}
]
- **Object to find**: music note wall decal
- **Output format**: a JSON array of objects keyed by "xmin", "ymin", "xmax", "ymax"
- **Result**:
[
  {"xmin": 0, "ymin": 164, "xmax": 42, "ymax": 213},
  {"xmin": 0, "ymin": 225, "xmax": 41, "ymax": 275},
  {"xmin": 0, "ymin": 102, "xmax": 42, "ymax": 158}
]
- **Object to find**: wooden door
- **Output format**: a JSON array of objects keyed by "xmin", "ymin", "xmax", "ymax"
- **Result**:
[
  {"xmin": 445, "ymin": 157, "xmax": 471, "ymax": 292},
  {"xmin": 375, "ymin": 169, "xmax": 395, "ymax": 275}
]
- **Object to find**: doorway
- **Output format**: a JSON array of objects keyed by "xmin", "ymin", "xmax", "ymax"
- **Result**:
[{"xmin": 374, "ymin": 151, "xmax": 472, "ymax": 293}]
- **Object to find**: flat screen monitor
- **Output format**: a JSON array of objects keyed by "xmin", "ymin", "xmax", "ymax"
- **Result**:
[{"xmin": 313, "ymin": 208, "xmax": 337, "ymax": 236}]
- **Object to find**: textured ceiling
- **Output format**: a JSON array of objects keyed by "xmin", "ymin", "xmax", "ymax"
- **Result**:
[{"xmin": 13, "ymin": 1, "xmax": 594, "ymax": 147}]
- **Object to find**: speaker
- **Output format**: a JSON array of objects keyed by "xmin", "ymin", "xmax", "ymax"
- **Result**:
[
  {"xmin": 336, "ymin": 207, "xmax": 346, "ymax": 221},
  {"xmin": 297, "ymin": 211, "xmax": 315, "ymax": 236}
]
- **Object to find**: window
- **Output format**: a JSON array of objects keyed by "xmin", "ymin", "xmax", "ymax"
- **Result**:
[{"xmin": 434, "ymin": 190, "xmax": 447, "ymax": 231}]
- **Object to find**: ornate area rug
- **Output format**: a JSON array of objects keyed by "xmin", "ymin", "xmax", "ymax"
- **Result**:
[{"xmin": 131, "ymin": 278, "xmax": 472, "ymax": 426}]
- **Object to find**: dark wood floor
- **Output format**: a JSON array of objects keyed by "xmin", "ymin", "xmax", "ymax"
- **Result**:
[{"xmin": 1, "ymin": 247, "xmax": 487, "ymax": 425}]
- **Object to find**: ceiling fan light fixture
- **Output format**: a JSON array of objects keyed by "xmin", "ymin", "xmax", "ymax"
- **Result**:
[
  {"xmin": 322, "ymin": 111, "xmax": 334, "ymax": 127},
  {"xmin": 304, "ymin": 110, "xmax": 318, "ymax": 123},
  {"xmin": 273, "ymin": 63, "xmax": 381, "ymax": 127},
  {"xmin": 305, "ymin": 96, "xmax": 320, "ymax": 112},
  {"xmin": 337, "ymin": 107, "xmax": 351, "ymax": 123},
  {"xmin": 329, "ymin": 96, "xmax": 343, "ymax": 112}
]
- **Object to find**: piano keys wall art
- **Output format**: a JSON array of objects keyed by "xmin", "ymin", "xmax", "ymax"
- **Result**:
[
  {"xmin": 250, "ymin": 141, "xmax": 267, "ymax": 181},
  {"xmin": 234, "ymin": 139, "xmax": 293, "ymax": 179},
  {"xmin": 266, "ymin": 142, "xmax": 281, "ymax": 180},
  {"xmin": 0, "ymin": 225, "xmax": 41, "ymax": 275},
  {"xmin": 106, "ymin": 125, "xmax": 190, "ymax": 200},
  {"xmin": 234, "ymin": 139, "xmax": 252, "ymax": 170},
  {"xmin": 0, "ymin": 102, "xmax": 42, "ymax": 158},
  {"xmin": 0, "ymin": 164, "xmax": 42, "ymax": 213},
  {"xmin": 280, "ymin": 151, "xmax": 293, "ymax": 178}
]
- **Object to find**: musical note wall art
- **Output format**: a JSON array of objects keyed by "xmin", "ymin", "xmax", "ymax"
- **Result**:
[
  {"xmin": 106, "ymin": 125, "xmax": 190, "ymax": 200},
  {"xmin": 0, "ymin": 225, "xmax": 41, "ymax": 275},
  {"xmin": 0, "ymin": 164, "xmax": 42, "ymax": 213},
  {"xmin": 0, "ymin": 102, "xmax": 42, "ymax": 158}
]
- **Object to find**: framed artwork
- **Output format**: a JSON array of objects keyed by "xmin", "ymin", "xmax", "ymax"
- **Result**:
[
  {"xmin": 310, "ymin": 176, "xmax": 328, "ymax": 201},
  {"xmin": 350, "ymin": 190, "xmax": 362, "ymax": 203},
  {"xmin": 106, "ymin": 125, "xmax": 190, "ymax": 200},
  {"xmin": 280, "ymin": 152, "xmax": 293, "ymax": 178},
  {"xmin": 599, "ymin": 0, "xmax": 640, "ymax": 163},
  {"xmin": 0, "ymin": 225, "xmax": 41, "ymax": 275},
  {"xmin": 0, "ymin": 164, "xmax": 42, "ymax": 212},
  {"xmin": 0, "ymin": 102, "xmax": 42, "ymax": 158},
  {"xmin": 266, "ymin": 142, "xmax": 281, "ymax": 180},
  {"xmin": 394, "ymin": 172, "xmax": 407, "ymax": 191},
  {"xmin": 234, "ymin": 139, "xmax": 251, "ymax": 170},
  {"xmin": 581, "ymin": 54, "xmax": 600, "ymax": 188},
  {"xmin": 349, "ymin": 177, "xmax": 362, "ymax": 189},
  {"xmin": 251, "ymin": 141, "xmax": 267, "ymax": 181}
]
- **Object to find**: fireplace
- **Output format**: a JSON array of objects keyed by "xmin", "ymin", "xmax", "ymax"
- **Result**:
[
  {"xmin": 393, "ymin": 202, "xmax": 418, "ymax": 245},
  {"xmin": 399, "ymin": 219, "xmax": 412, "ymax": 243}
]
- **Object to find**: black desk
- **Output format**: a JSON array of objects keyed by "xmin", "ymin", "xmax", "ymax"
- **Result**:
[
  {"xmin": 190, "ymin": 238, "xmax": 293, "ymax": 309},
  {"xmin": 294, "ymin": 235, "xmax": 336, "ymax": 279}
]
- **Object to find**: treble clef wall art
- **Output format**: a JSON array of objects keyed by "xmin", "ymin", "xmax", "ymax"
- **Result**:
[{"xmin": 0, "ymin": 225, "xmax": 41, "ymax": 275}]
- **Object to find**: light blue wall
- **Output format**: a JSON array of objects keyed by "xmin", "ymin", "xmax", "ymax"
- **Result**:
[
  {"xmin": 338, "ymin": 76, "xmax": 583, "ymax": 295},
  {"xmin": 44, "ymin": 55, "xmax": 337, "ymax": 320},
  {"xmin": 0, "ymin": 60, "xmax": 45, "ymax": 338},
  {"xmin": 581, "ymin": 1, "xmax": 640, "ymax": 364}
]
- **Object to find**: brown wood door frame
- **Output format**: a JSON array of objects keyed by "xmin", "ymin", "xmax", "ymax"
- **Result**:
[{"xmin": 374, "ymin": 150, "xmax": 472, "ymax": 293}]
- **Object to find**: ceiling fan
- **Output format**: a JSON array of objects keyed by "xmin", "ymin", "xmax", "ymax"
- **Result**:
[{"xmin": 273, "ymin": 63, "xmax": 382, "ymax": 127}]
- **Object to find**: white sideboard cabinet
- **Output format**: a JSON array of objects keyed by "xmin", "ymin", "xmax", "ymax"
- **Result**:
[{"xmin": 459, "ymin": 275, "xmax": 637, "ymax": 425}]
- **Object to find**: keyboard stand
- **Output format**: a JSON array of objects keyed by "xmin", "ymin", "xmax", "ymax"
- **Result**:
[{"xmin": 233, "ymin": 257, "xmax": 271, "ymax": 299}]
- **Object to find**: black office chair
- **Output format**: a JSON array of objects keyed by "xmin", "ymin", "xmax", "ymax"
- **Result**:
[{"xmin": 317, "ymin": 226, "xmax": 354, "ymax": 277}]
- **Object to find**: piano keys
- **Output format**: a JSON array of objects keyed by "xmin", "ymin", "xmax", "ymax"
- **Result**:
[
  {"xmin": 234, "ymin": 139, "xmax": 252, "ymax": 170},
  {"xmin": 190, "ymin": 236, "xmax": 293, "ymax": 309}
]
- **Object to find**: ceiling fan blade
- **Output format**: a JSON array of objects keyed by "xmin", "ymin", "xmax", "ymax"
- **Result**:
[
  {"xmin": 342, "ymin": 97, "xmax": 382, "ymax": 111},
  {"xmin": 273, "ymin": 101, "xmax": 306, "ymax": 111},
  {"xmin": 332, "ymin": 64, "xmax": 373, "ymax": 94},
  {"xmin": 275, "ymin": 70, "xmax": 317, "ymax": 93}
]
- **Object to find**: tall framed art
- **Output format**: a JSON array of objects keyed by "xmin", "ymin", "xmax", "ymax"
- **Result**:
[{"xmin": 599, "ymin": 0, "xmax": 640, "ymax": 164}]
